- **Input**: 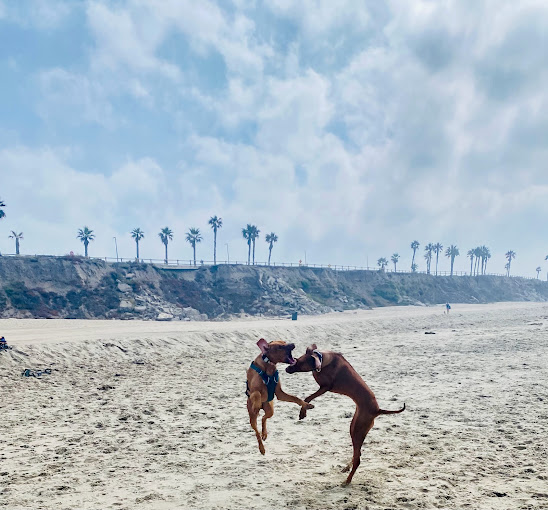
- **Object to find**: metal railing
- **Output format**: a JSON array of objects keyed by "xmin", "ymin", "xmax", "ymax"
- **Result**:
[{"xmin": 0, "ymin": 252, "xmax": 544, "ymax": 280}]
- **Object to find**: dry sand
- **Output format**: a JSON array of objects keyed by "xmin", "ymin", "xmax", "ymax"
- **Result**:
[{"xmin": 1, "ymin": 302, "xmax": 547, "ymax": 510}]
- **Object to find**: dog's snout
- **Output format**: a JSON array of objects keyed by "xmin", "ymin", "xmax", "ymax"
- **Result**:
[{"xmin": 287, "ymin": 343, "xmax": 296, "ymax": 351}]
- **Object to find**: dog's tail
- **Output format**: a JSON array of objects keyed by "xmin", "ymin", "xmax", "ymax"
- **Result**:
[{"xmin": 377, "ymin": 403, "xmax": 405, "ymax": 415}]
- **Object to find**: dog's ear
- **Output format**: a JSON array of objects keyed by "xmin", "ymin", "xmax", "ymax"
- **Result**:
[
  {"xmin": 305, "ymin": 343, "xmax": 318, "ymax": 354},
  {"xmin": 257, "ymin": 338, "xmax": 269, "ymax": 354}
]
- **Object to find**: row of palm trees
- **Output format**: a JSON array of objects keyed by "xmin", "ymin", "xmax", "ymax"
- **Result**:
[
  {"xmin": 467, "ymin": 246, "xmax": 491, "ymax": 275},
  {"xmin": 239, "ymin": 225, "xmax": 279, "ymax": 265},
  {"xmin": 76, "ymin": 217, "xmax": 279, "ymax": 266},
  {"xmin": 380, "ymin": 243, "xmax": 460, "ymax": 275},
  {"xmin": 1, "ymin": 197, "xmax": 546, "ymax": 276},
  {"xmin": 408, "ymin": 241, "xmax": 521, "ymax": 276}
]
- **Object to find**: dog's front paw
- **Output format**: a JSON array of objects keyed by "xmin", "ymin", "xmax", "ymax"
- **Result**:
[{"xmin": 299, "ymin": 407, "xmax": 307, "ymax": 420}]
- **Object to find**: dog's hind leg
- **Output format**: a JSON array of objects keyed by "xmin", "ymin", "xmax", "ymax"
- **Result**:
[
  {"xmin": 247, "ymin": 392, "xmax": 265, "ymax": 455},
  {"xmin": 343, "ymin": 411, "xmax": 375, "ymax": 485},
  {"xmin": 261, "ymin": 401, "xmax": 274, "ymax": 440},
  {"xmin": 342, "ymin": 408, "xmax": 359, "ymax": 473}
]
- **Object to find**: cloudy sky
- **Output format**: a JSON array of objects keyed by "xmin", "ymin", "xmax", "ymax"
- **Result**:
[{"xmin": 1, "ymin": 0, "xmax": 547, "ymax": 276}]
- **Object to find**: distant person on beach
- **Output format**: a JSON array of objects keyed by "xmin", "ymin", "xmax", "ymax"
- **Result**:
[
  {"xmin": 0, "ymin": 336, "xmax": 7, "ymax": 349},
  {"xmin": 445, "ymin": 303, "xmax": 451, "ymax": 314}
]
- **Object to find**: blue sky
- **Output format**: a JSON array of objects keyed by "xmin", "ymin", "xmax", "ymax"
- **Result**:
[{"xmin": 1, "ymin": 0, "xmax": 547, "ymax": 277}]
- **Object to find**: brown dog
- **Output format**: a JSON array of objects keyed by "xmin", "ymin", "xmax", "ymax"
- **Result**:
[
  {"xmin": 246, "ymin": 338, "xmax": 314, "ymax": 455},
  {"xmin": 286, "ymin": 344, "xmax": 405, "ymax": 484}
]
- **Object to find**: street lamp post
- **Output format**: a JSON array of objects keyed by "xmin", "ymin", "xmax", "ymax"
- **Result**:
[
  {"xmin": 113, "ymin": 237, "xmax": 119, "ymax": 262},
  {"xmin": 225, "ymin": 243, "xmax": 230, "ymax": 264}
]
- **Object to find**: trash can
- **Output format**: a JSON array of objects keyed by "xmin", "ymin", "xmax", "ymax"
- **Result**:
[{"xmin": 291, "ymin": 312, "xmax": 298, "ymax": 321}]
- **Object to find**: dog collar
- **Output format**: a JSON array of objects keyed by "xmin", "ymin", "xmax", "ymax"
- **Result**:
[
  {"xmin": 262, "ymin": 354, "xmax": 274, "ymax": 365},
  {"xmin": 312, "ymin": 350, "xmax": 323, "ymax": 372}
]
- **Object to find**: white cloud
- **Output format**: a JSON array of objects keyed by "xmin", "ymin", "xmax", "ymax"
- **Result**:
[
  {"xmin": 38, "ymin": 69, "xmax": 117, "ymax": 128},
  {"xmin": 1, "ymin": 0, "xmax": 74, "ymax": 30},
  {"xmin": 3, "ymin": 1, "xmax": 548, "ymax": 276}
]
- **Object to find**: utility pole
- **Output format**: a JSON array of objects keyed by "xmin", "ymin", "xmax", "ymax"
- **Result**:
[
  {"xmin": 225, "ymin": 243, "xmax": 230, "ymax": 264},
  {"xmin": 113, "ymin": 237, "xmax": 119, "ymax": 262}
]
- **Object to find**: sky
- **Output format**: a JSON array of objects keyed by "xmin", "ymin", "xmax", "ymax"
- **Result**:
[{"xmin": 1, "ymin": 0, "xmax": 547, "ymax": 277}]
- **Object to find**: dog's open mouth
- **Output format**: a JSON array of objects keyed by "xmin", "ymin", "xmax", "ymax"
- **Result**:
[{"xmin": 286, "ymin": 355, "xmax": 297, "ymax": 365}]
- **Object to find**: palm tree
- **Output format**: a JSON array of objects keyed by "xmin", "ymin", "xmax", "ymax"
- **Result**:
[
  {"xmin": 473, "ymin": 247, "xmax": 482, "ymax": 275},
  {"xmin": 131, "ymin": 228, "xmax": 145, "ymax": 260},
  {"xmin": 265, "ymin": 232, "xmax": 278, "ymax": 265},
  {"xmin": 158, "ymin": 227, "xmax": 173, "ymax": 263},
  {"xmin": 186, "ymin": 228, "xmax": 202, "ymax": 266},
  {"xmin": 433, "ymin": 243, "xmax": 443, "ymax": 275},
  {"xmin": 208, "ymin": 216, "xmax": 223, "ymax": 265},
  {"xmin": 77, "ymin": 227, "xmax": 95, "ymax": 257},
  {"xmin": 467, "ymin": 249, "xmax": 474, "ymax": 276},
  {"xmin": 505, "ymin": 250, "xmax": 516, "ymax": 276},
  {"xmin": 391, "ymin": 253, "xmax": 399, "ymax": 272},
  {"xmin": 445, "ymin": 245, "xmax": 459, "ymax": 276},
  {"xmin": 481, "ymin": 246, "xmax": 491, "ymax": 275},
  {"xmin": 424, "ymin": 243, "xmax": 434, "ymax": 274},
  {"xmin": 9, "ymin": 231, "xmax": 23, "ymax": 255},
  {"xmin": 536, "ymin": 266, "xmax": 542, "ymax": 279},
  {"xmin": 410, "ymin": 241, "xmax": 420, "ymax": 271},
  {"xmin": 377, "ymin": 257, "xmax": 388, "ymax": 271},
  {"xmin": 242, "ymin": 224, "xmax": 252, "ymax": 264},
  {"xmin": 249, "ymin": 225, "xmax": 260, "ymax": 264}
]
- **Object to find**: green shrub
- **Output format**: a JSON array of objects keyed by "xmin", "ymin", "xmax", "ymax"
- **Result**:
[
  {"xmin": 373, "ymin": 282, "xmax": 400, "ymax": 303},
  {"xmin": 4, "ymin": 282, "xmax": 41, "ymax": 310}
]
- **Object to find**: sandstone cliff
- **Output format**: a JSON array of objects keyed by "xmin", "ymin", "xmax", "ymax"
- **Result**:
[{"xmin": 1, "ymin": 256, "xmax": 547, "ymax": 320}]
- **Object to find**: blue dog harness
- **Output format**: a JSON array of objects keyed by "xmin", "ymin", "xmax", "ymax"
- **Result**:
[{"xmin": 246, "ymin": 362, "xmax": 279, "ymax": 402}]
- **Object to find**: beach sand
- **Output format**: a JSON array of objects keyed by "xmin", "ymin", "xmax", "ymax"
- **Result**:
[{"xmin": 1, "ymin": 302, "xmax": 547, "ymax": 509}]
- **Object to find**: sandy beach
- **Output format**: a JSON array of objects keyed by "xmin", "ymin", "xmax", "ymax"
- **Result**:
[{"xmin": 1, "ymin": 302, "xmax": 547, "ymax": 509}]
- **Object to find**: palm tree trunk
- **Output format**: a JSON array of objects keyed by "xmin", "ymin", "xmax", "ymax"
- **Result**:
[
  {"xmin": 435, "ymin": 254, "xmax": 439, "ymax": 275},
  {"xmin": 136, "ymin": 240, "xmax": 139, "ymax": 260},
  {"xmin": 16, "ymin": 239, "xmax": 20, "ymax": 255},
  {"xmin": 213, "ymin": 230, "xmax": 217, "ymax": 265},
  {"xmin": 164, "ymin": 242, "xmax": 168, "ymax": 264},
  {"xmin": 268, "ymin": 245, "xmax": 272, "ymax": 265},
  {"xmin": 469, "ymin": 257, "xmax": 473, "ymax": 275},
  {"xmin": 247, "ymin": 241, "xmax": 251, "ymax": 265},
  {"xmin": 85, "ymin": 242, "xmax": 88, "ymax": 258},
  {"xmin": 411, "ymin": 250, "xmax": 416, "ymax": 269},
  {"xmin": 252, "ymin": 240, "xmax": 256, "ymax": 265},
  {"xmin": 193, "ymin": 244, "xmax": 196, "ymax": 266}
]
